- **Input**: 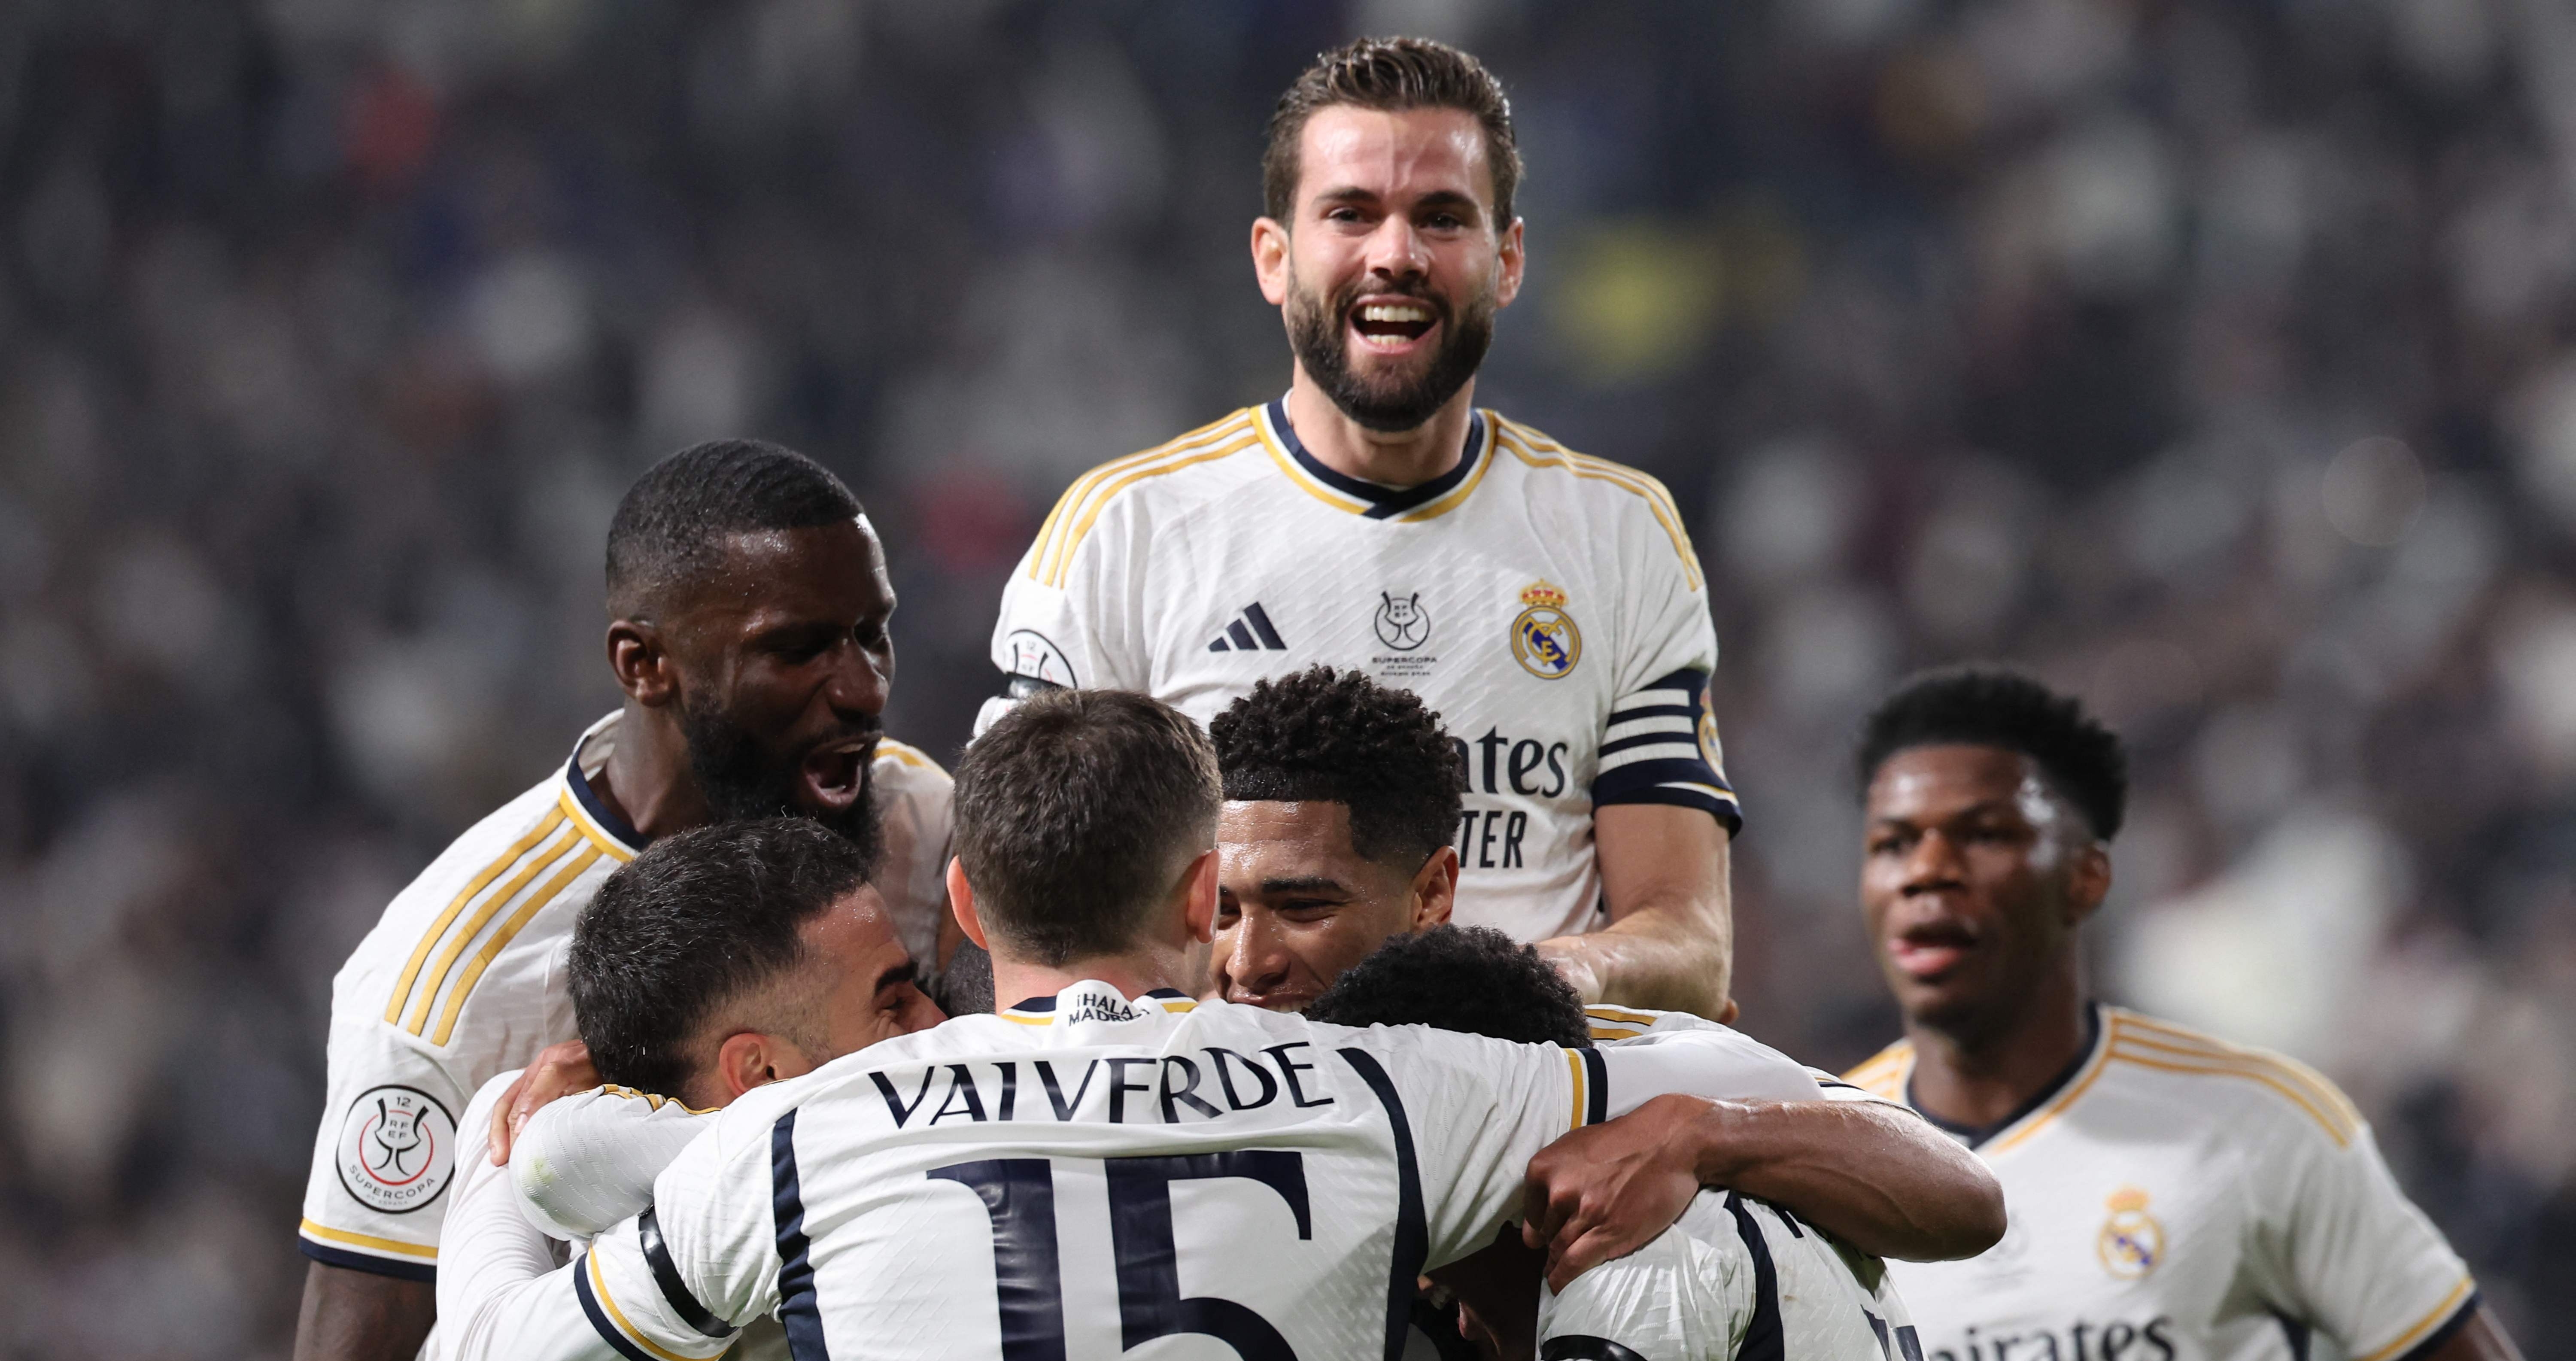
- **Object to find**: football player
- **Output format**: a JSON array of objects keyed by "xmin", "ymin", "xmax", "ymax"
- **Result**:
[
  {"xmin": 1309, "ymin": 926, "xmax": 1921, "ymax": 1361},
  {"xmin": 494, "ymin": 690, "xmax": 1997, "ymax": 1361},
  {"xmin": 295, "ymin": 440, "xmax": 955, "ymax": 1361},
  {"xmin": 985, "ymin": 37, "xmax": 1737, "ymax": 1016},
  {"xmin": 1844, "ymin": 669, "xmax": 2521, "ymax": 1361},
  {"xmin": 440, "ymin": 817, "xmax": 942, "ymax": 1361}
]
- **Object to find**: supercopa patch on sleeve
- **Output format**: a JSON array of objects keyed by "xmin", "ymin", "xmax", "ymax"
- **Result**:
[{"xmin": 335, "ymin": 1085, "xmax": 457, "ymax": 1215}]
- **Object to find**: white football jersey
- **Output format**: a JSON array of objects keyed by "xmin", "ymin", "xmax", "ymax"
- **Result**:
[
  {"xmin": 1542, "ymin": 1190, "xmax": 1920, "ymax": 1361},
  {"xmin": 989, "ymin": 402, "xmax": 1738, "ymax": 943},
  {"xmin": 298, "ymin": 712, "xmax": 953, "ymax": 1279},
  {"xmin": 1848, "ymin": 1007, "xmax": 2478, "ymax": 1361},
  {"xmin": 538, "ymin": 980, "xmax": 1820, "ymax": 1361}
]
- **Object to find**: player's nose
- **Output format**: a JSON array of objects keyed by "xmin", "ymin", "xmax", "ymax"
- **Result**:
[
  {"xmin": 820, "ymin": 638, "xmax": 890, "ymax": 718},
  {"xmin": 1363, "ymin": 215, "xmax": 1429, "ymax": 279},
  {"xmin": 1222, "ymin": 915, "xmax": 1295, "ymax": 997},
  {"xmin": 1901, "ymin": 829, "xmax": 1970, "ymax": 892}
]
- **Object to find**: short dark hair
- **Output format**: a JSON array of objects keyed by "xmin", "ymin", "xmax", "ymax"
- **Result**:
[
  {"xmin": 1307, "ymin": 926, "xmax": 1591, "ymax": 1048},
  {"xmin": 1264, "ymin": 37, "xmax": 1522, "ymax": 227},
  {"xmin": 569, "ymin": 818, "xmax": 877, "ymax": 1095},
  {"xmin": 605, "ymin": 439, "xmax": 862, "ymax": 615},
  {"xmin": 1855, "ymin": 667, "xmax": 2129, "ymax": 841},
  {"xmin": 1210, "ymin": 666, "xmax": 1464, "ymax": 869},
  {"xmin": 954, "ymin": 690, "xmax": 1221, "ymax": 967}
]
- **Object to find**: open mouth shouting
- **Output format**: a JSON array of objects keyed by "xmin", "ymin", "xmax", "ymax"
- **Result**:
[
  {"xmin": 1347, "ymin": 293, "xmax": 1443, "ymax": 356},
  {"xmin": 1888, "ymin": 917, "xmax": 1981, "ymax": 983},
  {"xmin": 799, "ymin": 735, "xmax": 879, "ymax": 813}
]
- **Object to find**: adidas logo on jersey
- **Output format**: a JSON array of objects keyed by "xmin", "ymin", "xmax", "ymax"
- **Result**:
[{"xmin": 1206, "ymin": 602, "xmax": 1288, "ymax": 653}]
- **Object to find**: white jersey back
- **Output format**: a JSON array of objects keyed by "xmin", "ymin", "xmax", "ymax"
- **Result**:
[
  {"xmin": 990, "ymin": 403, "xmax": 1737, "ymax": 943},
  {"xmin": 1849, "ymin": 1007, "xmax": 2476, "ymax": 1361},
  {"xmin": 572, "ymin": 981, "xmax": 1824, "ymax": 1361},
  {"xmin": 1543, "ymin": 1191, "xmax": 1920, "ymax": 1361},
  {"xmin": 298, "ymin": 714, "xmax": 952, "ymax": 1279}
]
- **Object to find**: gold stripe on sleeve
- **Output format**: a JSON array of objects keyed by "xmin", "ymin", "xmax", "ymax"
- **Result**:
[
  {"xmin": 1036, "ymin": 412, "xmax": 1256, "ymax": 584},
  {"xmin": 2105, "ymin": 1046, "xmax": 2354, "ymax": 1146},
  {"xmin": 1564, "ymin": 1048, "xmax": 1587, "ymax": 1129},
  {"xmin": 2351, "ymin": 1276, "xmax": 2476, "ymax": 1361},
  {"xmin": 384, "ymin": 808, "xmax": 567, "ymax": 1024},
  {"xmin": 586, "ymin": 1249, "xmax": 703, "ymax": 1361},
  {"xmin": 300, "ymin": 1218, "xmax": 438, "ymax": 1259},
  {"xmin": 403, "ymin": 825, "xmax": 582, "ymax": 1035},
  {"xmin": 430, "ymin": 844, "xmax": 605, "ymax": 1046},
  {"xmin": 1045, "ymin": 434, "xmax": 1261, "ymax": 587},
  {"xmin": 1495, "ymin": 430, "xmax": 1704, "ymax": 590}
]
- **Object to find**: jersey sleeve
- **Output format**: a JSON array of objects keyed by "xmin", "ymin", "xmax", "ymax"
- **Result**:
[
  {"xmin": 513, "ymin": 1086, "xmax": 716, "ymax": 1240},
  {"xmin": 576, "ymin": 1108, "xmax": 789, "ymax": 1360},
  {"xmin": 298, "ymin": 1007, "xmax": 470, "ymax": 1279},
  {"xmin": 437, "ymin": 1071, "xmax": 609, "ymax": 1360},
  {"xmin": 2246, "ymin": 1109, "xmax": 2478, "ymax": 1360},
  {"xmin": 1371, "ymin": 1024, "xmax": 1825, "ymax": 1268},
  {"xmin": 985, "ymin": 475, "xmax": 1155, "ymax": 726},
  {"xmin": 1592, "ymin": 482, "xmax": 1739, "ymax": 834},
  {"xmin": 1539, "ymin": 1221, "xmax": 1746, "ymax": 1361}
]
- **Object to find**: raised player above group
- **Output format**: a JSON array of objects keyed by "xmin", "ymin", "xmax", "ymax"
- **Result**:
[{"xmin": 295, "ymin": 33, "xmax": 2523, "ymax": 1361}]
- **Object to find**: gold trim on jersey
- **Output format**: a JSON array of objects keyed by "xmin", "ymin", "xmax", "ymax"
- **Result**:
[
  {"xmin": 1564, "ymin": 1048, "xmax": 1589, "ymax": 1129},
  {"xmin": 1493, "ymin": 422, "xmax": 1704, "ymax": 591},
  {"xmin": 587, "ymin": 1249, "xmax": 701, "ymax": 1361},
  {"xmin": 383, "ymin": 808, "xmax": 568, "ymax": 1026},
  {"xmin": 1027, "ymin": 411, "xmax": 1262, "ymax": 587},
  {"xmin": 300, "ymin": 1218, "xmax": 437, "ymax": 1260},
  {"xmin": 2352, "ymin": 1276, "xmax": 2476, "ymax": 1361},
  {"xmin": 389, "ymin": 814, "xmax": 581, "ymax": 1031},
  {"xmin": 1842, "ymin": 1039, "xmax": 1913, "ymax": 1100},
  {"xmin": 594, "ymin": 1084, "xmax": 719, "ymax": 1115},
  {"xmin": 875, "ymin": 738, "xmax": 942, "ymax": 772},
  {"xmin": 1250, "ymin": 404, "xmax": 1502, "ymax": 523},
  {"xmin": 1984, "ymin": 1029, "xmax": 2117, "ymax": 1156},
  {"xmin": 2105, "ymin": 1013, "xmax": 2363, "ymax": 1146},
  {"xmin": 430, "ymin": 843, "xmax": 605, "ymax": 1046},
  {"xmin": 556, "ymin": 786, "xmax": 639, "ymax": 864}
]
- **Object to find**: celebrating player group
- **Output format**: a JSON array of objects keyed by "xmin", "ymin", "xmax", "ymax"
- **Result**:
[{"xmin": 291, "ymin": 36, "xmax": 2522, "ymax": 1361}]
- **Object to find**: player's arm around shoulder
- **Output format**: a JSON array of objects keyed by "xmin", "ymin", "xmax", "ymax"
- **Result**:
[
  {"xmin": 577, "ymin": 1095, "xmax": 798, "ymax": 1361},
  {"xmin": 513, "ymin": 1085, "xmax": 717, "ymax": 1241},
  {"xmin": 1523, "ymin": 1026, "xmax": 2002, "ymax": 1283}
]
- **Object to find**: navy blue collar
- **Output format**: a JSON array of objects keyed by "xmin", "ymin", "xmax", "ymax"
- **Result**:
[
  {"xmin": 1267, "ymin": 398, "xmax": 1484, "ymax": 519},
  {"xmin": 1909, "ymin": 1003, "xmax": 2103, "ymax": 1150},
  {"xmin": 565, "ymin": 748, "xmax": 648, "ymax": 851}
]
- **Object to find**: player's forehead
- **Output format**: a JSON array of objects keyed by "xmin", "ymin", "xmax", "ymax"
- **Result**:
[
  {"xmin": 1865, "ymin": 744, "xmax": 2042, "ymax": 821},
  {"xmin": 687, "ymin": 518, "xmax": 887, "ymax": 616},
  {"xmin": 803, "ymin": 883, "xmax": 898, "ymax": 954},
  {"xmin": 1217, "ymin": 799, "xmax": 1360, "ymax": 864},
  {"xmin": 1294, "ymin": 104, "xmax": 1492, "ymax": 213}
]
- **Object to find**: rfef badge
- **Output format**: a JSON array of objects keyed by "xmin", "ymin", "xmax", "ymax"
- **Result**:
[
  {"xmin": 335, "ymin": 1085, "xmax": 457, "ymax": 1215},
  {"xmin": 1510, "ymin": 580, "xmax": 1581, "ymax": 679}
]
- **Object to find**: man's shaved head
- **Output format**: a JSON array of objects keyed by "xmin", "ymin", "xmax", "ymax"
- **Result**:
[{"xmin": 605, "ymin": 438, "xmax": 864, "ymax": 617}]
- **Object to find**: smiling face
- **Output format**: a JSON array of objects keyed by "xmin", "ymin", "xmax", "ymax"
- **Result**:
[
  {"xmin": 1860, "ymin": 744, "xmax": 2109, "ymax": 1044},
  {"xmin": 662, "ymin": 519, "xmax": 895, "ymax": 846},
  {"xmin": 1212, "ymin": 800, "xmax": 1455, "ymax": 1011},
  {"xmin": 1256, "ymin": 104, "xmax": 1524, "ymax": 433}
]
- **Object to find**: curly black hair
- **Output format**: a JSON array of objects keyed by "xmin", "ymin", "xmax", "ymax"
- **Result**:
[
  {"xmin": 1209, "ymin": 665, "xmax": 1464, "ymax": 868},
  {"xmin": 1306, "ymin": 925, "xmax": 1591, "ymax": 1048},
  {"xmin": 1854, "ymin": 666, "xmax": 2128, "ymax": 841}
]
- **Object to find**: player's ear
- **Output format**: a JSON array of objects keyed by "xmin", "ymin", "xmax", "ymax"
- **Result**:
[
  {"xmin": 1410, "ymin": 846, "xmax": 1459, "ymax": 929},
  {"xmin": 1180, "ymin": 848, "xmax": 1220, "ymax": 945},
  {"xmin": 607, "ymin": 617, "xmax": 677, "ymax": 707},
  {"xmin": 710, "ymin": 1030, "xmax": 808, "ymax": 1103},
  {"xmin": 947, "ymin": 858, "xmax": 990, "ymax": 952},
  {"xmin": 1252, "ymin": 217, "xmax": 1291, "ymax": 306},
  {"xmin": 2066, "ymin": 840, "xmax": 2112, "ymax": 925},
  {"xmin": 1494, "ymin": 215, "xmax": 1525, "ymax": 308}
]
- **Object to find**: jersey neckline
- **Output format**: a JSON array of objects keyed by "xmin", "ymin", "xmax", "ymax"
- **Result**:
[
  {"xmin": 1262, "ymin": 397, "xmax": 1488, "ymax": 520},
  {"xmin": 1908, "ymin": 1003, "xmax": 2105, "ymax": 1151},
  {"xmin": 562, "ymin": 713, "xmax": 649, "ymax": 855}
]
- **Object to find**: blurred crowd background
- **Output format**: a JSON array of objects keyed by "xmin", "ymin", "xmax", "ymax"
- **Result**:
[{"xmin": 2, "ymin": 0, "xmax": 2572, "ymax": 1353}]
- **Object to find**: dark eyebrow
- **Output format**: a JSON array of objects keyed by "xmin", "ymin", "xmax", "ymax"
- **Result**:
[
  {"xmin": 1256, "ymin": 875, "xmax": 1354, "ymax": 897},
  {"xmin": 872, "ymin": 960, "xmax": 918, "ymax": 994}
]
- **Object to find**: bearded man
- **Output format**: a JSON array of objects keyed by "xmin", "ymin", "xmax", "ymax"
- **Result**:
[
  {"xmin": 292, "ymin": 439, "xmax": 954, "ymax": 1360},
  {"xmin": 984, "ymin": 37, "xmax": 1739, "ymax": 1018}
]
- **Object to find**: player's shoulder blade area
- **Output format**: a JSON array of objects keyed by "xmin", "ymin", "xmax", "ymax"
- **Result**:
[{"xmin": 1020, "ymin": 407, "xmax": 1269, "ymax": 588}]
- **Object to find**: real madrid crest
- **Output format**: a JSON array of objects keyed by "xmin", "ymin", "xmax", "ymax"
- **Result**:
[
  {"xmin": 1510, "ymin": 580, "xmax": 1582, "ymax": 680},
  {"xmin": 2096, "ymin": 1186, "xmax": 2164, "ymax": 1280}
]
